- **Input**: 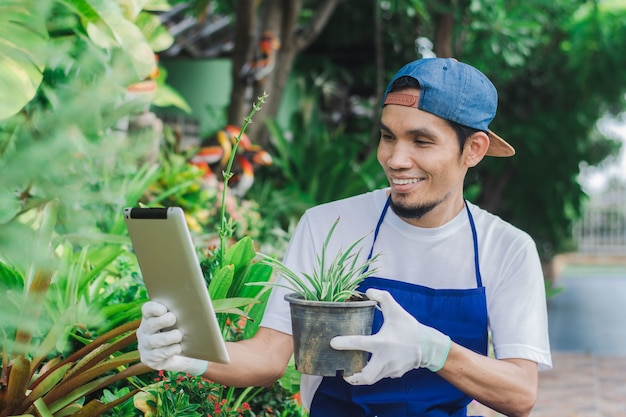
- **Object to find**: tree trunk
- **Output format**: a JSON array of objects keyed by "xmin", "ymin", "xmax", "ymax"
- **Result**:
[
  {"xmin": 434, "ymin": 12, "xmax": 454, "ymax": 58},
  {"xmin": 228, "ymin": 0, "xmax": 257, "ymax": 127},
  {"xmin": 476, "ymin": 163, "xmax": 515, "ymax": 213},
  {"xmin": 227, "ymin": 0, "xmax": 341, "ymax": 148}
]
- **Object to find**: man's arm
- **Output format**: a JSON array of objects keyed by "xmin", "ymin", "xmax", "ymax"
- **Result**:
[
  {"xmin": 138, "ymin": 301, "xmax": 293, "ymax": 388},
  {"xmin": 203, "ymin": 327, "xmax": 294, "ymax": 387},
  {"xmin": 438, "ymin": 343, "xmax": 537, "ymax": 417}
]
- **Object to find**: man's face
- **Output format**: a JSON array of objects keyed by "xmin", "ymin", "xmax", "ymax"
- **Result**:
[{"xmin": 377, "ymin": 89, "xmax": 470, "ymax": 227}]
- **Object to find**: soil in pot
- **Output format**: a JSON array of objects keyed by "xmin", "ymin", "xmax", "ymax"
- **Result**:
[{"xmin": 285, "ymin": 292, "xmax": 377, "ymax": 377}]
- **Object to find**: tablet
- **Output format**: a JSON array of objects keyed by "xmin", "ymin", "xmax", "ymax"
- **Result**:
[{"xmin": 124, "ymin": 207, "xmax": 230, "ymax": 364}]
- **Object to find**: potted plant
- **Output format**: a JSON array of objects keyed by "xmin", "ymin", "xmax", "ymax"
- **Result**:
[{"xmin": 256, "ymin": 218, "xmax": 381, "ymax": 377}]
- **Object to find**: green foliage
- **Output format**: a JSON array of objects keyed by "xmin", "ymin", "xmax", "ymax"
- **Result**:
[
  {"xmin": 0, "ymin": 0, "xmax": 48, "ymax": 120},
  {"xmin": 465, "ymin": 1, "xmax": 626, "ymax": 259},
  {"xmin": 136, "ymin": 368, "xmax": 308, "ymax": 417},
  {"xmin": 246, "ymin": 358, "xmax": 308, "ymax": 417},
  {"xmin": 200, "ymin": 236, "xmax": 273, "ymax": 334},
  {"xmin": 138, "ymin": 371, "xmax": 255, "ymax": 417},
  {"xmin": 0, "ymin": 0, "xmax": 171, "ymax": 121},
  {"xmin": 99, "ymin": 387, "xmax": 137, "ymax": 417}
]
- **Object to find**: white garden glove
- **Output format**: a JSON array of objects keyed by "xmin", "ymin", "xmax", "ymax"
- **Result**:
[
  {"xmin": 330, "ymin": 288, "xmax": 452, "ymax": 385},
  {"xmin": 137, "ymin": 301, "xmax": 209, "ymax": 376}
]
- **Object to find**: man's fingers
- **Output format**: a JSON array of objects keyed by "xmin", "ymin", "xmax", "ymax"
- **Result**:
[
  {"xmin": 366, "ymin": 288, "xmax": 411, "ymax": 318},
  {"xmin": 142, "ymin": 328, "xmax": 183, "ymax": 350},
  {"xmin": 146, "ymin": 342, "xmax": 183, "ymax": 363},
  {"xmin": 365, "ymin": 288, "xmax": 397, "ymax": 308},
  {"xmin": 142, "ymin": 301, "xmax": 169, "ymax": 318},
  {"xmin": 141, "ymin": 312, "xmax": 177, "ymax": 334},
  {"xmin": 330, "ymin": 334, "xmax": 372, "ymax": 352}
]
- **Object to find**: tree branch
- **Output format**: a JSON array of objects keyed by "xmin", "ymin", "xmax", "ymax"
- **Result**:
[{"xmin": 294, "ymin": 0, "xmax": 342, "ymax": 51}]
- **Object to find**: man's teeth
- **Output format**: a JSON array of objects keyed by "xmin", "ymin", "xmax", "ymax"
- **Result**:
[{"xmin": 392, "ymin": 178, "xmax": 419, "ymax": 185}]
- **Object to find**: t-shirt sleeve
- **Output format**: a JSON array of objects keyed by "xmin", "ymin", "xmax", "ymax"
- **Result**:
[
  {"xmin": 488, "ymin": 236, "xmax": 553, "ymax": 371},
  {"xmin": 259, "ymin": 213, "xmax": 317, "ymax": 335}
]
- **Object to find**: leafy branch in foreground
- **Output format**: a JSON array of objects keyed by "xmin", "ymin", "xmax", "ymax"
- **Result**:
[{"xmin": 254, "ymin": 217, "xmax": 380, "ymax": 302}]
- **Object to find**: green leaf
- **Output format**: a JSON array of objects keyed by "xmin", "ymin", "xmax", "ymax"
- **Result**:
[
  {"xmin": 0, "ymin": 0, "xmax": 48, "ymax": 120},
  {"xmin": 212, "ymin": 297, "xmax": 259, "ymax": 313},
  {"xmin": 33, "ymin": 397, "xmax": 54, "ymax": 417},
  {"xmin": 60, "ymin": 0, "xmax": 155, "ymax": 80},
  {"xmin": 151, "ymin": 83, "xmax": 192, "ymax": 113},
  {"xmin": 135, "ymin": 10, "xmax": 173, "ymax": 52},
  {"xmin": 224, "ymin": 236, "xmax": 256, "ymax": 267},
  {"xmin": 208, "ymin": 264, "xmax": 234, "ymax": 300},
  {"xmin": 27, "ymin": 363, "xmax": 74, "ymax": 402}
]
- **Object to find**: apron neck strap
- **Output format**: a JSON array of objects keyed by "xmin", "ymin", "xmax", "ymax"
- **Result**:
[
  {"xmin": 464, "ymin": 200, "xmax": 483, "ymax": 288},
  {"xmin": 365, "ymin": 196, "xmax": 483, "ymax": 288}
]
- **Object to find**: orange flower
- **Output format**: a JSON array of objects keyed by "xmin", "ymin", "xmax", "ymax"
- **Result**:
[{"xmin": 291, "ymin": 391, "xmax": 302, "ymax": 404}]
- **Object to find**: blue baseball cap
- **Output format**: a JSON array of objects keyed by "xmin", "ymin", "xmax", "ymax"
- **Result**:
[{"xmin": 382, "ymin": 58, "xmax": 515, "ymax": 157}]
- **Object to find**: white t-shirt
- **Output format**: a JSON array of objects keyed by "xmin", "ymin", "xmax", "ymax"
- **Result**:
[{"xmin": 260, "ymin": 188, "xmax": 552, "ymax": 409}]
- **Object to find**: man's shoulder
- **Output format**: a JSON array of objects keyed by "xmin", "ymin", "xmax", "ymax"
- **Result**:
[{"xmin": 467, "ymin": 202, "xmax": 534, "ymax": 244}]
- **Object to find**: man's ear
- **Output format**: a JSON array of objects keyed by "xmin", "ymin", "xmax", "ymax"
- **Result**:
[{"xmin": 463, "ymin": 131, "xmax": 489, "ymax": 167}]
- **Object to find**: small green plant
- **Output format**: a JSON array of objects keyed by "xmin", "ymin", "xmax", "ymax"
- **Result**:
[
  {"xmin": 135, "ymin": 370, "xmax": 255, "ymax": 417},
  {"xmin": 256, "ymin": 217, "xmax": 380, "ymax": 302}
]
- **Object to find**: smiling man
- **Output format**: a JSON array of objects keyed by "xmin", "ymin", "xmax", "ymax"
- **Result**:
[{"xmin": 137, "ymin": 58, "xmax": 552, "ymax": 417}]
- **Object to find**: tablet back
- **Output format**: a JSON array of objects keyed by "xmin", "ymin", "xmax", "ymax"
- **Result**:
[{"xmin": 124, "ymin": 207, "xmax": 230, "ymax": 364}]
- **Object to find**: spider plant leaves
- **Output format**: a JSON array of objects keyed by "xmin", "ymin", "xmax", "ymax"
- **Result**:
[{"xmin": 255, "ymin": 217, "xmax": 381, "ymax": 302}]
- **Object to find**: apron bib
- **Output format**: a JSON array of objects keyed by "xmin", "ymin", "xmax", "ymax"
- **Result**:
[{"xmin": 310, "ymin": 198, "xmax": 489, "ymax": 417}]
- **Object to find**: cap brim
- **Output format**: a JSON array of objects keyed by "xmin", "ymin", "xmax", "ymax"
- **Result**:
[{"xmin": 487, "ymin": 130, "xmax": 515, "ymax": 157}]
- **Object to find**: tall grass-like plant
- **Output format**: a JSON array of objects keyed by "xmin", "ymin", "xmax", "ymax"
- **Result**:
[{"xmin": 256, "ymin": 217, "xmax": 380, "ymax": 302}]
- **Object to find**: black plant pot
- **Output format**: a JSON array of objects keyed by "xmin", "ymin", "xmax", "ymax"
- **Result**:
[{"xmin": 285, "ymin": 292, "xmax": 377, "ymax": 377}]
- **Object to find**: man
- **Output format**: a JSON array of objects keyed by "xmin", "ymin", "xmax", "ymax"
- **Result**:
[{"xmin": 138, "ymin": 57, "xmax": 552, "ymax": 417}]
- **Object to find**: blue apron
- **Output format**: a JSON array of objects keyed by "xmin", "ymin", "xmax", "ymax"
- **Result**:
[{"xmin": 310, "ymin": 197, "xmax": 489, "ymax": 417}]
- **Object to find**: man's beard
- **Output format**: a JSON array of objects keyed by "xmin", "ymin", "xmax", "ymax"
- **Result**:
[{"xmin": 390, "ymin": 198, "xmax": 442, "ymax": 220}]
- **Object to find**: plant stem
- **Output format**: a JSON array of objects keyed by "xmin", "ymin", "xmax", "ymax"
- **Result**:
[{"xmin": 218, "ymin": 92, "xmax": 268, "ymax": 266}]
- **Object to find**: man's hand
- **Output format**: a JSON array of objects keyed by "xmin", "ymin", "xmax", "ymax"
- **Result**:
[
  {"xmin": 137, "ymin": 301, "xmax": 208, "ymax": 375},
  {"xmin": 330, "ymin": 288, "xmax": 451, "ymax": 385}
]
